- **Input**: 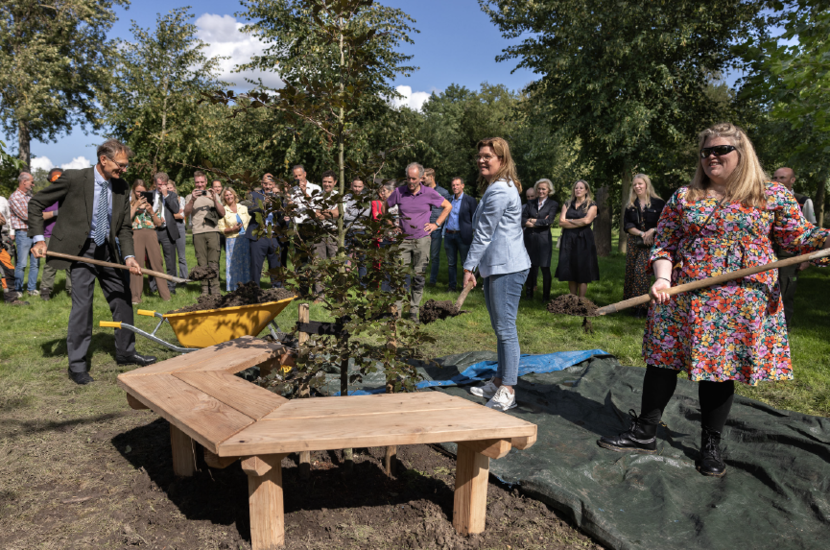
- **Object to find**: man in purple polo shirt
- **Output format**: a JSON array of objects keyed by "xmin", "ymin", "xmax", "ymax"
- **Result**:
[{"xmin": 387, "ymin": 162, "xmax": 452, "ymax": 321}]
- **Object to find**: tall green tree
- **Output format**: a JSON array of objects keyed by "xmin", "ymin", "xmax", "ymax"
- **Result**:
[
  {"xmin": 0, "ymin": 0, "xmax": 128, "ymax": 169},
  {"xmin": 481, "ymin": 0, "xmax": 775, "ymax": 251},
  {"xmin": 105, "ymin": 7, "xmax": 226, "ymax": 182},
  {"xmin": 739, "ymin": 0, "xmax": 830, "ymax": 226}
]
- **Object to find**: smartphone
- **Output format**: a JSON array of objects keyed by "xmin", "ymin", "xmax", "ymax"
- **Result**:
[{"xmin": 140, "ymin": 191, "xmax": 154, "ymax": 203}]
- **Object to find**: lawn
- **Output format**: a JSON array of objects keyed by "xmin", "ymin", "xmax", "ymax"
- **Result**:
[
  {"xmin": 1, "ymin": 231, "xmax": 828, "ymax": 549},
  {"xmin": 2, "ymin": 230, "xmax": 828, "ymax": 416}
]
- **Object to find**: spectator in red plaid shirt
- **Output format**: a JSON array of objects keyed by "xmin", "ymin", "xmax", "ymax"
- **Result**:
[{"xmin": 9, "ymin": 172, "xmax": 44, "ymax": 296}]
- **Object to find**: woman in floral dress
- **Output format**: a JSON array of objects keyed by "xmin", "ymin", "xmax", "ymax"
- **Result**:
[{"xmin": 598, "ymin": 123, "xmax": 829, "ymax": 477}]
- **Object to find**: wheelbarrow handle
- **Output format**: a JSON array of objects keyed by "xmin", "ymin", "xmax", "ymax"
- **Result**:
[
  {"xmin": 45, "ymin": 251, "xmax": 190, "ymax": 283},
  {"xmin": 595, "ymin": 246, "xmax": 830, "ymax": 316}
]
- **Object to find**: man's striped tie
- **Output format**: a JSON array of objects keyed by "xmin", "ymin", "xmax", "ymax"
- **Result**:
[{"xmin": 94, "ymin": 181, "xmax": 109, "ymax": 245}]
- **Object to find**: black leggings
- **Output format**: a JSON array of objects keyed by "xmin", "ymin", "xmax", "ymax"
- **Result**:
[
  {"xmin": 527, "ymin": 265, "xmax": 551, "ymax": 290},
  {"xmin": 640, "ymin": 366, "xmax": 735, "ymax": 432}
]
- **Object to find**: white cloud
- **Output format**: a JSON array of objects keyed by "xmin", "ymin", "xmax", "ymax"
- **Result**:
[
  {"xmin": 196, "ymin": 14, "xmax": 283, "ymax": 89},
  {"xmin": 61, "ymin": 156, "xmax": 93, "ymax": 170},
  {"xmin": 31, "ymin": 156, "xmax": 54, "ymax": 173},
  {"xmin": 389, "ymin": 85, "xmax": 433, "ymax": 112}
]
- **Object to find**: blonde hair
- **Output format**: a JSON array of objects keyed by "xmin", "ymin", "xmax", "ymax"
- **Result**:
[
  {"xmin": 223, "ymin": 187, "xmax": 239, "ymax": 204},
  {"xmin": 626, "ymin": 173, "xmax": 661, "ymax": 209},
  {"xmin": 688, "ymin": 123, "xmax": 768, "ymax": 208},
  {"xmin": 567, "ymin": 180, "xmax": 593, "ymax": 211},
  {"xmin": 477, "ymin": 137, "xmax": 522, "ymax": 193},
  {"xmin": 534, "ymin": 178, "xmax": 553, "ymax": 196}
]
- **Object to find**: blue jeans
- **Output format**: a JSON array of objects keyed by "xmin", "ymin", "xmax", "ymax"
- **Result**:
[
  {"xmin": 428, "ymin": 230, "xmax": 443, "ymax": 284},
  {"xmin": 482, "ymin": 268, "xmax": 529, "ymax": 387},
  {"xmin": 443, "ymin": 232, "xmax": 470, "ymax": 291},
  {"xmin": 14, "ymin": 232, "xmax": 39, "ymax": 292}
]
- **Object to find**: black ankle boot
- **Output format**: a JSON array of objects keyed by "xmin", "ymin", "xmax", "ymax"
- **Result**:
[
  {"xmin": 698, "ymin": 428, "xmax": 726, "ymax": 477},
  {"xmin": 597, "ymin": 410, "xmax": 658, "ymax": 453}
]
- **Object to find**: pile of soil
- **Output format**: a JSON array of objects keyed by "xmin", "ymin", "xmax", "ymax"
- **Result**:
[
  {"xmin": 546, "ymin": 294, "xmax": 599, "ymax": 317},
  {"xmin": 420, "ymin": 300, "xmax": 460, "ymax": 324},
  {"xmin": 187, "ymin": 264, "xmax": 219, "ymax": 281},
  {"xmin": 168, "ymin": 283, "xmax": 295, "ymax": 314}
]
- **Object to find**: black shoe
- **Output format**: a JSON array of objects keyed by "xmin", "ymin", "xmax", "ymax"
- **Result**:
[
  {"xmin": 448, "ymin": 287, "xmax": 457, "ymax": 292},
  {"xmin": 169, "ymin": 288, "xmax": 177, "ymax": 295},
  {"xmin": 41, "ymin": 292, "xmax": 51, "ymax": 301},
  {"xmin": 698, "ymin": 428, "xmax": 727, "ymax": 477},
  {"xmin": 116, "ymin": 353, "xmax": 157, "ymax": 367},
  {"xmin": 68, "ymin": 369, "xmax": 94, "ymax": 385},
  {"xmin": 597, "ymin": 410, "xmax": 658, "ymax": 453},
  {"xmin": 4, "ymin": 291, "xmax": 29, "ymax": 306}
]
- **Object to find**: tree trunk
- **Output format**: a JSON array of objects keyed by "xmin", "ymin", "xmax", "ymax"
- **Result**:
[
  {"xmin": 618, "ymin": 164, "xmax": 632, "ymax": 254},
  {"xmin": 816, "ymin": 172, "xmax": 827, "ymax": 228},
  {"xmin": 593, "ymin": 186, "xmax": 612, "ymax": 257},
  {"xmin": 18, "ymin": 119, "xmax": 30, "ymax": 171}
]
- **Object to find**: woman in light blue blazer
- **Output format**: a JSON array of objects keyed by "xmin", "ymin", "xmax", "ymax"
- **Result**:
[{"xmin": 463, "ymin": 137, "xmax": 531, "ymax": 411}]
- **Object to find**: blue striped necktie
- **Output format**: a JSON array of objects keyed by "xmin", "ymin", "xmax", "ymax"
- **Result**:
[{"xmin": 94, "ymin": 181, "xmax": 110, "ymax": 245}]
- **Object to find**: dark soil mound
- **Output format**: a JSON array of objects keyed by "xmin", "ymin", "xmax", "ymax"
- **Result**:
[
  {"xmin": 168, "ymin": 283, "xmax": 295, "ymax": 314},
  {"xmin": 546, "ymin": 294, "xmax": 599, "ymax": 317},
  {"xmin": 187, "ymin": 264, "xmax": 219, "ymax": 281},
  {"xmin": 420, "ymin": 300, "xmax": 460, "ymax": 324}
]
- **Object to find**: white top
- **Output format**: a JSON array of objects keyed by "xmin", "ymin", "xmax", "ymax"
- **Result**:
[
  {"xmin": 290, "ymin": 182, "xmax": 323, "ymax": 225},
  {"xmin": 0, "ymin": 196, "xmax": 12, "ymax": 238}
]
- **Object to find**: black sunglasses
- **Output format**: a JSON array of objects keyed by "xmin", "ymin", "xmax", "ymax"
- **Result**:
[{"xmin": 700, "ymin": 145, "xmax": 737, "ymax": 159}]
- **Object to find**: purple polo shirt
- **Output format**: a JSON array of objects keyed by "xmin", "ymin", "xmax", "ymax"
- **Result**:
[
  {"xmin": 43, "ymin": 202, "xmax": 59, "ymax": 238},
  {"xmin": 387, "ymin": 184, "xmax": 446, "ymax": 239}
]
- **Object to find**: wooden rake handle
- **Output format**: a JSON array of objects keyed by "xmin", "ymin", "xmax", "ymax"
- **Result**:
[
  {"xmin": 455, "ymin": 280, "xmax": 476, "ymax": 310},
  {"xmin": 595, "ymin": 247, "xmax": 830, "ymax": 316},
  {"xmin": 45, "ymin": 251, "xmax": 188, "ymax": 283}
]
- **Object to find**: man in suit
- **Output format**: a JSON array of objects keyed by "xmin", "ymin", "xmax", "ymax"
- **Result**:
[
  {"xmin": 247, "ymin": 174, "xmax": 284, "ymax": 287},
  {"xmin": 151, "ymin": 172, "xmax": 181, "ymax": 296},
  {"xmin": 29, "ymin": 139, "xmax": 156, "ymax": 385},
  {"xmin": 443, "ymin": 177, "xmax": 477, "ymax": 292}
]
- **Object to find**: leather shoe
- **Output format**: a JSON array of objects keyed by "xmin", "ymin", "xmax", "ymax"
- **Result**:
[
  {"xmin": 116, "ymin": 353, "xmax": 157, "ymax": 367},
  {"xmin": 68, "ymin": 369, "xmax": 94, "ymax": 385},
  {"xmin": 597, "ymin": 409, "xmax": 658, "ymax": 453},
  {"xmin": 698, "ymin": 428, "xmax": 727, "ymax": 477}
]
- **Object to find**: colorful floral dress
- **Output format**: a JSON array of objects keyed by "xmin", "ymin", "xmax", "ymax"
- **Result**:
[{"xmin": 644, "ymin": 183, "xmax": 828, "ymax": 385}]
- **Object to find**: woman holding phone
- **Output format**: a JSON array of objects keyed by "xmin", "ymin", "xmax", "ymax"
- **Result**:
[{"xmin": 129, "ymin": 180, "xmax": 170, "ymax": 303}]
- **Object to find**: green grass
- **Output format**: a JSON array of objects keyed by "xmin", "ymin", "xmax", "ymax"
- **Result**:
[{"xmin": 1, "ymin": 232, "xmax": 829, "ymax": 417}]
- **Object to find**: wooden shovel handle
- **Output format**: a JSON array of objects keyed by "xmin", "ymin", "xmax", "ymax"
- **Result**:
[
  {"xmin": 455, "ymin": 280, "xmax": 475, "ymax": 310},
  {"xmin": 45, "ymin": 251, "xmax": 180, "ymax": 283},
  {"xmin": 595, "ymin": 247, "xmax": 830, "ymax": 316}
]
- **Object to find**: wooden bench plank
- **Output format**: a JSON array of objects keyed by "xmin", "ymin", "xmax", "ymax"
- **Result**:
[
  {"xmin": 118, "ymin": 374, "xmax": 255, "ymax": 454},
  {"xmin": 218, "ymin": 408, "xmax": 536, "ymax": 457},
  {"xmin": 120, "ymin": 336, "xmax": 281, "ymax": 377},
  {"xmin": 261, "ymin": 392, "xmax": 478, "ymax": 421},
  {"xmin": 175, "ymin": 371, "xmax": 288, "ymax": 420}
]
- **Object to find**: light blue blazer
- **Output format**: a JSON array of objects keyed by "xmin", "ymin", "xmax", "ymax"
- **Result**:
[{"xmin": 463, "ymin": 179, "xmax": 531, "ymax": 278}]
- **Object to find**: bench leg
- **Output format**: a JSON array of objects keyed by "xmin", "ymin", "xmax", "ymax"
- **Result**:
[
  {"xmin": 242, "ymin": 455, "xmax": 287, "ymax": 550},
  {"xmin": 453, "ymin": 443, "xmax": 490, "ymax": 535},
  {"xmin": 170, "ymin": 424, "xmax": 196, "ymax": 477}
]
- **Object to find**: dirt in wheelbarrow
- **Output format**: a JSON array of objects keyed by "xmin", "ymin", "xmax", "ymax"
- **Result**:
[
  {"xmin": 168, "ymin": 282, "xmax": 295, "ymax": 314},
  {"xmin": 420, "ymin": 299, "xmax": 461, "ymax": 324},
  {"xmin": 1, "ymin": 409, "xmax": 603, "ymax": 550}
]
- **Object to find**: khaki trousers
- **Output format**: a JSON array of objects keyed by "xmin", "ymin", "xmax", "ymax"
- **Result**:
[{"xmin": 130, "ymin": 229, "xmax": 170, "ymax": 302}]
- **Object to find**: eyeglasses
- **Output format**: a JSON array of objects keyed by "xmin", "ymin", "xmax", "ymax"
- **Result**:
[
  {"xmin": 700, "ymin": 145, "xmax": 736, "ymax": 159},
  {"xmin": 476, "ymin": 154, "xmax": 497, "ymax": 162},
  {"xmin": 106, "ymin": 157, "xmax": 129, "ymax": 171}
]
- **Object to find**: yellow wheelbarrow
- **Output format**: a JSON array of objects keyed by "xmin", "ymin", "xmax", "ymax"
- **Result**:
[{"xmin": 100, "ymin": 296, "xmax": 296, "ymax": 353}]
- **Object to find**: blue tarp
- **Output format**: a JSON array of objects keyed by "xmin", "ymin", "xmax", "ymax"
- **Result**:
[{"xmin": 336, "ymin": 349, "xmax": 609, "ymax": 395}]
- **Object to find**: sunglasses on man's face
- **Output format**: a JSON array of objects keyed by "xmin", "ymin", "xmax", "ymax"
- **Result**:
[{"xmin": 700, "ymin": 145, "xmax": 737, "ymax": 159}]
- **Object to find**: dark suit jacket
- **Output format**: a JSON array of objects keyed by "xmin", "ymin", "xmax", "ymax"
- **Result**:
[
  {"xmin": 522, "ymin": 197, "xmax": 560, "ymax": 266},
  {"xmin": 450, "ymin": 193, "xmax": 478, "ymax": 246},
  {"xmin": 27, "ymin": 166, "xmax": 134, "ymax": 270},
  {"xmin": 153, "ymin": 190, "xmax": 181, "ymax": 241}
]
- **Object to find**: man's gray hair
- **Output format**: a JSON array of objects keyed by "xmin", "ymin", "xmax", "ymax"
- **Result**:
[
  {"xmin": 154, "ymin": 172, "xmax": 169, "ymax": 184},
  {"xmin": 381, "ymin": 181, "xmax": 396, "ymax": 193},
  {"xmin": 97, "ymin": 139, "xmax": 134, "ymax": 161},
  {"xmin": 291, "ymin": 164, "xmax": 305, "ymax": 173},
  {"xmin": 405, "ymin": 162, "xmax": 424, "ymax": 178},
  {"xmin": 18, "ymin": 172, "xmax": 33, "ymax": 183}
]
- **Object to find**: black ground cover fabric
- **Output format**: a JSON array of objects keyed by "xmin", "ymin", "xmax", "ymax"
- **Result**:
[{"xmin": 430, "ymin": 353, "xmax": 830, "ymax": 550}]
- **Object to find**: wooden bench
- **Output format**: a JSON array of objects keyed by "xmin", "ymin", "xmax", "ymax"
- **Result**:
[{"xmin": 118, "ymin": 336, "xmax": 537, "ymax": 550}]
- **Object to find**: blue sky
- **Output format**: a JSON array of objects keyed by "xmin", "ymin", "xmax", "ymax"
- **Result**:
[{"xmin": 29, "ymin": 0, "xmax": 536, "ymax": 170}]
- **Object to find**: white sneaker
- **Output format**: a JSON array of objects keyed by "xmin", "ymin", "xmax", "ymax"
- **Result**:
[
  {"xmin": 485, "ymin": 386, "xmax": 517, "ymax": 411},
  {"xmin": 470, "ymin": 377, "xmax": 498, "ymax": 399}
]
